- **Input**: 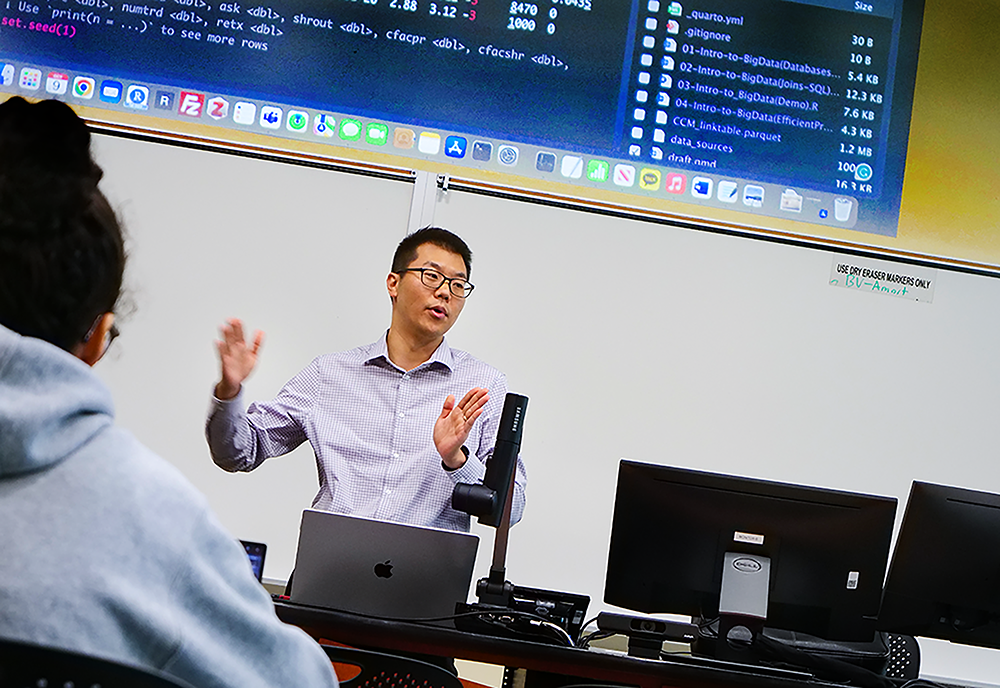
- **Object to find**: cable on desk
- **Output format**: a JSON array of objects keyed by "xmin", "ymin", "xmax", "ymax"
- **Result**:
[
  {"xmin": 753, "ymin": 633, "xmax": 896, "ymax": 688},
  {"xmin": 695, "ymin": 617, "xmax": 719, "ymax": 638},
  {"xmin": 577, "ymin": 630, "xmax": 615, "ymax": 650},
  {"xmin": 458, "ymin": 608, "xmax": 576, "ymax": 647},
  {"xmin": 284, "ymin": 600, "xmax": 577, "ymax": 647},
  {"xmin": 576, "ymin": 616, "xmax": 609, "ymax": 649},
  {"xmin": 579, "ymin": 616, "xmax": 600, "ymax": 635},
  {"xmin": 506, "ymin": 617, "xmax": 574, "ymax": 646},
  {"xmin": 687, "ymin": 616, "xmax": 907, "ymax": 688}
]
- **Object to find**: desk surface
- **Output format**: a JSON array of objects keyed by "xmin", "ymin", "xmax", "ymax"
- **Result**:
[{"xmin": 275, "ymin": 600, "xmax": 848, "ymax": 688}]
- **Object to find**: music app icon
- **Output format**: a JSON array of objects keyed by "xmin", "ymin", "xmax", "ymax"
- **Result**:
[{"xmin": 665, "ymin": 173, "xmax": 687, "ymax": 194}]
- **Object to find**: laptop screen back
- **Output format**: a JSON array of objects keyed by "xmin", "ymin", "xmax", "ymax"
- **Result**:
[
  {"xmin": 290, "ymin": 510, "xmax": 479, "ymax": 620},
  {"xmin": 240, "ymin": 540, "xmax": 267, "ymax": 582}
]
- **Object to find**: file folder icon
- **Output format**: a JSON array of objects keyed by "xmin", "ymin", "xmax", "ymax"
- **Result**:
[{"xmin": 780, "ymin": 188, "xmax": 803, "ymax": 213}]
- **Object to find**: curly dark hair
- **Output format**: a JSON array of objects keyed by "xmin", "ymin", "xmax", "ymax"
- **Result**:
[
  {"xmin": 0, "ymin": 97, "xmax": 125, "ymax": 351},
  {"xmin": 391, "ymin": 226, "xmax": 472, "ymax": 278}
]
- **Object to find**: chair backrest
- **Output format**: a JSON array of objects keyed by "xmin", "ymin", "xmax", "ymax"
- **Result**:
[
  {"xmin": 0, "ymin": 637, "xmax": 196, "ymax": 688},
  {"xmin": 321, "ymin": 645, "xmax": 464, "ymax": 688},
  {"xmin": 882, "ymin": 633, "xmax": 920, "ymax": 680}
]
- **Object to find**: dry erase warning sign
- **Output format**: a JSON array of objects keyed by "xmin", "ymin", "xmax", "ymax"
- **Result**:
[{"xmin": 829, "ymin": 256, "xmax": 936, "ymax": 303}]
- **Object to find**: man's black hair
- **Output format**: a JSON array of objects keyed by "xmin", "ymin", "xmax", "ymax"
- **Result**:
[{"xmin": 391, "ymin": 227, "xmax": 472, "ymax": 277}]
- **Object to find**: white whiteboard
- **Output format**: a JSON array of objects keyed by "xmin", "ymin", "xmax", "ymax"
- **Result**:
[{"xmin": 92, "ymin": 133, "xmax": 1000, "ymax": 684}]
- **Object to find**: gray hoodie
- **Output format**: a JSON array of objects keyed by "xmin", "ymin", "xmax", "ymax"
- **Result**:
[{"xmin": 0, "ymin": 324, "xmax": 337, "ymax": 687}]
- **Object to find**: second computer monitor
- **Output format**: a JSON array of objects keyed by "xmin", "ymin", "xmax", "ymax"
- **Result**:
[
  {"xmin": 879, "ymin": 480, "xmax": 1000, "ymax": 649},
  {"xmin": 604, "ymin": 460, "xmax": 897, "ymax": 645}
]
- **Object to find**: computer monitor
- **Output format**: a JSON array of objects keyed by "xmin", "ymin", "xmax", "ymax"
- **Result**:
[
  {"xmin": 604, "ymin": 460, "xmax": 897, "ymax": 659},
  {"xmin": 879, "ymin": 481, "xmax": 1000, "ymax": 649}
]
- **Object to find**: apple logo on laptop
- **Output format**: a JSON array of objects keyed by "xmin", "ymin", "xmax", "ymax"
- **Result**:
[{"xmin": 373, "ymin": 560, "xmax": 393, "ymax": 579}]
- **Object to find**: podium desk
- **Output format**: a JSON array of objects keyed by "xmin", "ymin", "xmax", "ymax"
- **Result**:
[{"xmin": 275, "ymin": 600, "xmax": 833, "ymax": 688}]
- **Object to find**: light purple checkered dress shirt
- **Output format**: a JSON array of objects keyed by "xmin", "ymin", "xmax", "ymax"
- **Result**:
[{"xmin": 206, "ymin": 335, "xmax": 526, "ymax": 532}]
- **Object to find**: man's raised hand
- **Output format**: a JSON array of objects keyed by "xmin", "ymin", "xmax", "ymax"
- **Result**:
[{"xmin": 214, "ymin": 318, "xmax": 264, "ymax": 400}]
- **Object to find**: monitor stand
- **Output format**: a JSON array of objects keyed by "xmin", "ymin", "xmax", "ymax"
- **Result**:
[{"xmin": 716, "ymin": 551, "xmax": 771, "ymax": 663}]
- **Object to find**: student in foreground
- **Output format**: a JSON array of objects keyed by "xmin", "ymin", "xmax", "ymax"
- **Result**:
[{"xmin": 0, "ymin": 96, "xmax": 338, "ymax": 688}]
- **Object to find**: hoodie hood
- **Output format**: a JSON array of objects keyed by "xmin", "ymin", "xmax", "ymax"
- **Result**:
[{"xmin": 0, "ymin": 324, "xmax": 113, "ymax": 477}]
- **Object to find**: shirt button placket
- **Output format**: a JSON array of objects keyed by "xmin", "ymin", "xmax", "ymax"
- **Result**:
[{"xmin": 382, "ymin": 372, "xmax": 410, "ymax": 517}]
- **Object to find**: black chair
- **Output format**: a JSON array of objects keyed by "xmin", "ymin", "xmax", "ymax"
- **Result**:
[
  {"xmin": 321, "ymin": 645, "xmax": 464, "ymax": 688},
  {"xmin": 0, "ymin": 637, "xmax": 195, "ymax": 688}
]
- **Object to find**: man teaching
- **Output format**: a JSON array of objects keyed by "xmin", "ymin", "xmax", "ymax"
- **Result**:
[{"xmin": 206, "ymin": 227, "xmax": 526, "ymax": 532}]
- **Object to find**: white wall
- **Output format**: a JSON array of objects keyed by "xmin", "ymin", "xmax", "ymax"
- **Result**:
[{"xmin": 93, "ymin": 133, "xmax": 1000, "ymax": 683}]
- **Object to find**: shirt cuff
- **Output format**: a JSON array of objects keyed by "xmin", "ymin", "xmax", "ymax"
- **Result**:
[
  {"xmin": 441, "ymin": 445, "xmax": 469, "ymax": 472},
  {"xmin": 211, "ymin": 386, "xmax": 243, "ymax": 407},
  {"xmin": 208, "ymin": 387, "xmax": 246, "ymax": 425},
  {"xmin": 446, "ymin": 450, "xmax": 487, "ymax": 484}
]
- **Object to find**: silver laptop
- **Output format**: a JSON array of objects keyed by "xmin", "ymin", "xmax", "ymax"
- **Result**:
[{"xmin": 290, "ymin": 510, "xmax": 479, "ymax": 619}]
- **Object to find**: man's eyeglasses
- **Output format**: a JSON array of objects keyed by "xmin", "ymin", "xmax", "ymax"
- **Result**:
[{"xmin": 397, "ymin": 268, "xmax": 475, "ymax": 298}]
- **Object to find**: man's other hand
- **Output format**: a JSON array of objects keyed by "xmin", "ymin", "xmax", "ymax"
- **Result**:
[{"xmin": 435, "ymin": 387, "xmax": 489, "ymax": 469}]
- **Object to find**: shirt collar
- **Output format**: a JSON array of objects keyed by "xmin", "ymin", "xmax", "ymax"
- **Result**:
[{"xmin": 365, "ymin": 332, "xmax": 455, "ymax": 372}]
